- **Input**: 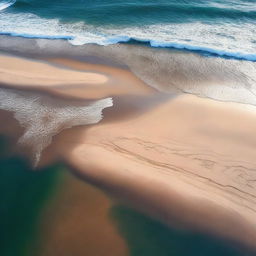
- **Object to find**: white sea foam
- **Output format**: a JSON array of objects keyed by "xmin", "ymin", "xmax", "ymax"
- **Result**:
[
  {"xmin": 0, "ymin": 11, "xmax": 255, "ymax": 61},
  {"xmin": 74, "ymin": 44, "xmax": 256, "ymax": 105},
  {"xmin": 0, "ymin": 87, "xmax": 113, "ymax": 166},
  {"xmin": 125, "ymin": 46, "xmax": 256, "ymax": 104}
]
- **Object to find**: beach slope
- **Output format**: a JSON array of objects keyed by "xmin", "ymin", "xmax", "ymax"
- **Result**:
[{"xmin": 0, "ymin": 52, "xmax": 256, "ymax": 253}]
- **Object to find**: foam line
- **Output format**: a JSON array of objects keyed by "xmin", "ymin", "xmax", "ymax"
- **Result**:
[
  {"xmin": 0, "ymin": 87, "xmax": 113, "ymax": 166},
  {"xmin": 1, "ymin": 31, "xmax": 255, "ymax": 62}
]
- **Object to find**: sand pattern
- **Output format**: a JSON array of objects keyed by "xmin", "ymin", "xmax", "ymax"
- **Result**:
[
  {"xmin": 0, "ymin": 88, "xmax": 112, "ymax": 166},
  {"xmin": 0, "ymin": 51, "xmax": 256, "ymax": 253}
]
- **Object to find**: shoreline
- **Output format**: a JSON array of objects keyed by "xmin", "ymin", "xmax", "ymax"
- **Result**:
[
  {"xmin": 0, "ymin": 33, "xmax": 255, "ymax": 62},
  {"xmin": 0, "ymin": 49, "xmax": 256, "ymax": 253},
  {"xmin": 0, "ymin": 140, "xmax": 244, "ymax": 256}
]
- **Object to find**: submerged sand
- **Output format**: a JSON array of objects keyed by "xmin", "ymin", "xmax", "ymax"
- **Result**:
[
  {"xmin": 38, "ymin": 171, "xmax": 129, "ymax": 256},
  {"xmin": 0, "ymin": 52, "xmax": 256, "ymax": 253}
]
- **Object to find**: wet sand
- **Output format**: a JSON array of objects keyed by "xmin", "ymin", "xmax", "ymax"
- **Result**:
[
  {"xmin": 0, "ymin": 53, "xmax": 256, "ymax": 253},
  {"xmin": 38, "ymin": 171, "xmax": 128, "ymax": 256},
  {"xmin": 0, "ymin": 53, "xmax": 154, "ymax": 99}
]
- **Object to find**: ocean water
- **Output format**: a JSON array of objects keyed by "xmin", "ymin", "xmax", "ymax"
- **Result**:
[{"xmin": 0, "ymin": 0, "xmax": 255, "ymax": 61}]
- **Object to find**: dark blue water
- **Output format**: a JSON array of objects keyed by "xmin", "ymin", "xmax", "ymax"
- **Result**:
[
  {"xmin": 9, "ymin": 0, "xmax": 256, "ymax": 25},
  {"xmin": 0, "ymin": 0, "xmax": 255, "ymax": 60}
]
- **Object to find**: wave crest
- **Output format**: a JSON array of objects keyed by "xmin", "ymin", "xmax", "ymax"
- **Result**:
[
  {"xmin": 0, "ymin": 0, "xmax": 16, "ymax": 11},
  {"xmin": 0, "ymin": 12, "xmax": 255, "ymax": 62}
]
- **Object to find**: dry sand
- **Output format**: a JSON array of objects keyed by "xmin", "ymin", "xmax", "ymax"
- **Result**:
[
  {"xmin": 0, "ymin": 53, "xmax": 256, "ymax": 252},
  {"xmin": 0, "ymin": 54, "xmax": 154, "ymax": 99}
]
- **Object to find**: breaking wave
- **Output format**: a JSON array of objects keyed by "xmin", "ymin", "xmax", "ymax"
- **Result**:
[
  {"xmin": 0, "ymin": 0, "xmax": 16, "ymax": 11},
  {"xmin": 0, "ymin": 11, "xmax": 255, "ymax": 61}
]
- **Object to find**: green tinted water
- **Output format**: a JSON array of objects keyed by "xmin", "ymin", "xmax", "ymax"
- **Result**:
[
  {"xmin": 0, "ymin": 135, "xmax": 247, "ymax": 256},
  {"xmin": 112, "ymin": 206, "xmax": 243, "ymax": 256},
  {"xmin": 0, "ymin": 136, "xmax": 62, "ymax": 256}
]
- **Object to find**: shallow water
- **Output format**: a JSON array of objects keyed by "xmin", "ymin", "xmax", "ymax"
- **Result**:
[
  {"xmin": 0, "ymin": 135, "xmax": 249, "ymax": 256},
  {"xmin": 0, "ymin": 136, "xmax": 62, "ymax": 256}
]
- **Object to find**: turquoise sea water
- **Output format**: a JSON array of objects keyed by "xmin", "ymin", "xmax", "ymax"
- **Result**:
[{"xmin": 0, "ymin": 0, "xmax": 255, "ymax": 60}]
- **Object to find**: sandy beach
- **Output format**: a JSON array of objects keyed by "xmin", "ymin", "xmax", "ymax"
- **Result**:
[{"xmin": 0, "ymin": 49, "xmax": 256, "ymax": 254}]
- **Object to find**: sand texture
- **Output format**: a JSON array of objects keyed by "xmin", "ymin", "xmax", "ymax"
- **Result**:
[{"xmin": 0, "ymin": 53, "xmax": 256, "ymax": 252}]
